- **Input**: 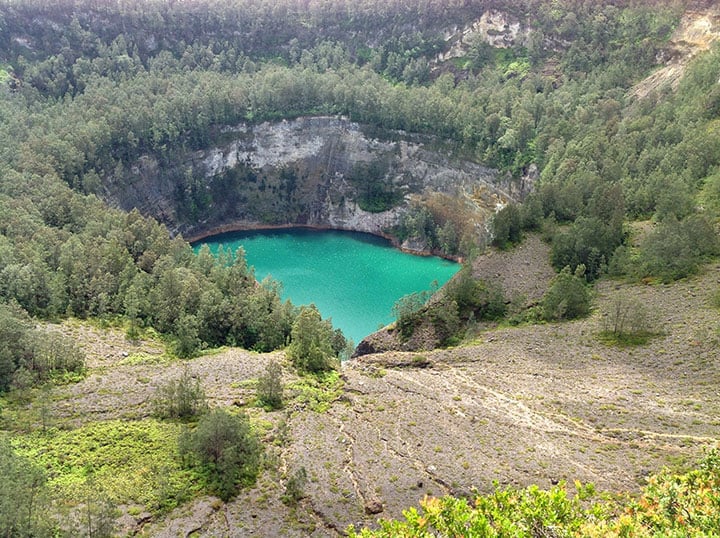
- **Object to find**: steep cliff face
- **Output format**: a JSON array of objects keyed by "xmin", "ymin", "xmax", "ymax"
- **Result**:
[
  {"xmin": 438, "ymin": 9, "xmax": 529, "ymax": 63},
  {"xmin": 104, "ymin": 116, "xmax": 508, "ymax": 243}
]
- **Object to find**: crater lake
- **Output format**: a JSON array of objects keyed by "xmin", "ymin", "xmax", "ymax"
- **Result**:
[{"xmin": 193, "ymin": 228, "xmax": 460, "ymax": 344}]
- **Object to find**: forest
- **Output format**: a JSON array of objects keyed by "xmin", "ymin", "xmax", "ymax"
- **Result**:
[{"xmin": 1, "ymin": 0, "xmax": 720, "ymax": 535}]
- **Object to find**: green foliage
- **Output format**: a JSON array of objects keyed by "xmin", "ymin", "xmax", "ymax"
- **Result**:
[
  {"xmin": 349, "ymin": 449, "xmax": 720, "ymax": 537},
  {"xmin": 256, "ymin": 360, "xmax": 284, "ymax": 410},
  {"xmin": 637, "ymin": 216, "xmax": 720, "ymax": 282},
  {"xmin": 491, "ymin": 204, "xmax": 522, "ymax": 249},
  {"xmin": 393, "ymin": 203, "xmax": 467, "ymax": 257},
  {"xmin": 598, "ymin": 296, "xmax": 659, "ymax": 346},
  {"xmin": 0, "ymin": 0, "xmax": 713, "ymax": 360},
  {"xmin": 444, "ymin": 267, "xmax": 506, "ymax": 321},
  {"xmin": 393, "ymin": 287, "xmax": 435, "ymax": 339},
  {"xmin": 12, "ymin": 420, "xmax": 197, "ymax": 514},
  {"xmin": 395, "ymin": 269, "xmax": 505, "ymax": 345},
  {"xmin": 551, "ymin": 213, "xmax": 624, "ymax": 282},
  {"xmin": 542, "ymin": 265, "xmax": 591, "ymax": 321},
  {"xmin": 179, "ymin": 409, "xmax": 262, "ymax": 501},
  {"xmin": 282, "ymin": 466, "xmax": 308, "ymax": 506},
  {"xmin": 0, "ymin": 302, "xmax": 85, "ymax": 393},
  {"xmin": 287, "ymin": 305, "xmax": 338, "ymax": 373},
  {"xmin": 348, "ymin": 481, "xmax": 586, "ymax": 537},
  {"xmin": 152, "ymin": 369, "xmax": 208, "ymax": 420},
  {"xmin": 0, "ymin": 435, "xmax": 53, "ymax": 537},
  {"xmin": 171, "ymin": 314, "xmax": 201, "ymax": 359},
  {"xmin": 287, "ymin": 370, "xmax": 342, "ymax": 413},
  {"xmin": 72, "ymin": 480, "xmax": 118, "ymax": 538}
]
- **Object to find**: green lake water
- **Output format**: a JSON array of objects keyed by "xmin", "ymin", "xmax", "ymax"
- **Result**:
[{"xmin": 194, "ymin": 228, "xmax": 459, "ymax": 343}]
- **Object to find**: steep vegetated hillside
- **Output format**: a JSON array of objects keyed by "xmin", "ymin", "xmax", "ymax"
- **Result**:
[{"xmin": 1, "ymin": 0, "xmax": 720, "ymax": 535}]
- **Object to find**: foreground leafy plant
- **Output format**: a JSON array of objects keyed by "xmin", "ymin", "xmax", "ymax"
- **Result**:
[{"xmin": 348, "ymin": 450, "xmax": 720, "ymax": 537}]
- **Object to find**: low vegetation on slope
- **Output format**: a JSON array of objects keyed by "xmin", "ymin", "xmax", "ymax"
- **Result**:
[{"xmin": 349, "ymin": 449, "xmax": 720, "ymax": 537}]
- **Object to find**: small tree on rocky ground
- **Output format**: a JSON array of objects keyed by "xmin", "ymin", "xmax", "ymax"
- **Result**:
[
  {"xmin": 257, "ymin": 360, "xmax": 283, "ymax": 410},
  {"xmin": 281, "ymin": 467, "xmax": 308, "ymax": 506},
  {"xmin": 152, "ymin": 369, "xmax": 208, "ymax": 420},
  {"xmin": 600, "ymin": 296, "xmax": 659, "ymax": 345},
  {"xmin": 179, "ymin": 408, "xmax": 262, "ymax": 501},
  {"xmin": 542, "ymin": 265, "xmax": 591, "ymax": 321},
  {"xmin": 287, "ymin": 305, "xmax": 338, "ymax": 373}
]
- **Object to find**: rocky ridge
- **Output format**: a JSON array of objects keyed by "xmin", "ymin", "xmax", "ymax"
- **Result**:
[
  {"xmin": 631, "ymin": 1, "xmax": 720, "ymax": 99},
  {"xmin": 105, "ymin": 116, "xmax": 512, "ymax": 250}
]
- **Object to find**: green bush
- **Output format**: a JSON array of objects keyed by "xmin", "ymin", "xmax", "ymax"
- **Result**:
[
  {"xmin": 0, "ymin": 436, "xmax": 52, "ymax": 538},
  {"xmin": 348, "ymin": 450, "xmax": 720, "ymax": 537},
  {"xmin": 492, "ymin": 203, "xmax": 523, "ymax": 249},
  {"xmin": 445, "ymin": 267, "xmax": 506, "ymax": 321},
  {"xmin": 0, "ymin": 302, "xmax": 86, "ymax": 392},
  {"xmin": 542, "ymin": 265, "xmax": 591, "ymax": 321},
  {"xmin": 638, "ymin": 215, "xmax": 720, "ymax": 282},
  {"xmin": 281, "ymin": 467, "xmax": 308, "ymax": 506},
  {"xmin": 152, "ymin": 369, "xmax": 208, "ymax": 420},
  {"xmin": 287, "ymin": 305, "xmax": 338, "ymax": 373},
  {"xmin": 599, "ymin": 296, "xmax": 659, "ymax": 346},
  {"xmin": 256, "ymin": 360, "xmax": 283, "ymax": 410},
  {"xmin": 179, "ymin": 409, "xmax": 262, "ymax": 501}
]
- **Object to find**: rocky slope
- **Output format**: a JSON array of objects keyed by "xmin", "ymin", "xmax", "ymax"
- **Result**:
[
  {"xmin": 40, "ymin": 259, "xmax": 720, "ymax": 537},
  {"xmin": 631, "ymin": 1, "xmax": 720, "ymax": 99}
]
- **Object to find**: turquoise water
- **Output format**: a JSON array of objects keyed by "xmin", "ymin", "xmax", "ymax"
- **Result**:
[{"xmin": 194, "ymin": 228, "xmax": 459, "ymax": 343}]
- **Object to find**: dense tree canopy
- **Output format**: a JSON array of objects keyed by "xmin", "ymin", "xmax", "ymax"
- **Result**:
[{"xmin": 0, "ymin": 0, "xmax": 717, "ymax": 375}]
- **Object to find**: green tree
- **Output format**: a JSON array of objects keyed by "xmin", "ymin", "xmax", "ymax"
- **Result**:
[
  {"xmin": 0, "ymin": 437, "xmax": 51, "ymax": 537},
  {"xmin": 180, "ymin": 409, "xmax": 262, "ymax": 501},
  {"xmin": 172, "ymin": 313, "xmax": 201, "ymax": 359},
  {"xmin": 256, "ymin": 360, "xmax": 283, "ymax": 410},
  {"xmin": 287, "ymin": 305, "xmax": 337, "ymax": 373},
  {"xmin": 445, "ymin": 267, "xmax": 506, "ymax": 320},
  {"xmin": 542, "ymin": 265, "xmax": 591, "ymax": 321},
  {"xmin": 639, "ymin": 215, "xmax": 719, "ymax": 282},
  {"xmin": 492, "ymin": 203, "xmax": 523, "ymax": 249},
  {"xmin": 0, "ymin": 302, "xmax": 31, "ymax": 392},
  {"xmin": 153, "ymin": 369, "xmax": 208, "ymax": 420}
]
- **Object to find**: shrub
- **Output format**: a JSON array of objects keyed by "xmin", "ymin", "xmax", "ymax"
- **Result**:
[
  {"xmin": 347, "ymin": 449, "xmax": 720, "ymax": 537},
  {"xmin": 152, "ymin": 369, "xmax": 208, "ymax": 420},
  {"xmin": 287, "ymin": 305, "xmax": 337, "ymax": 373},
  {"xmin": 0, "ymin": 302, "xmax": 86, "ymax": 392},
  {"xmin": 179, "ymin": 409, "xmax": 262, "ymax": 501},
  {"xmin": 599, "ymin": 296, "xmax": 659, "ymax": 346},
  {"xmin": 492, "ymin": 203, "xmax": 523, "ymax": 249},
  {"xmin": 172, "ymin": 314, "xmax": 201, "ymax": 358},
  {"xmin": 0, "ymin": 436, "xmax": 51, "ymax": 537},
  {"xmin": 542, "ymin": 265, "xmax": 591, "ymax": 321},
  {"xmin": 256, "ymin": 360, "xmax": 283, "ymax": 410},
  {"xmin": 392, "ymin": 289, "xmax": 434, "ymax": 340},
  {"xmin": 281, "ymin": 467, "xmax": 308, "ymax": 506},
  {"xmin": 445, "ymin": 267, "xmax": 506, "ymax": 320},
  {"xmin": 638, "ymin": 215, "xmax": 720, "ymax": 282}
]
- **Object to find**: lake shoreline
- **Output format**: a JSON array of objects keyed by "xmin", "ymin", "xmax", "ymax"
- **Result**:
[
  {"xmin": 193, "ymin": 226, "xmax": 460, "ymax": 343},
  {"xmin": 184, "ymin": 222, "xmax": 464, "ymax": 263}
]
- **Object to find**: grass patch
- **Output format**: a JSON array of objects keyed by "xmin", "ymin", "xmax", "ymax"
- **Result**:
[
  {"xmin": 11, "ymin": 419, "xmax": 201, "ymax": 514},
  {"xmin": 287, "ymin": 370, "xmax": 343, "ymax": 413},
  {"xmin": 119, "ymin": 352, "xmax": 174, "ymax": 366},
  {"xmin": 597, "ymin": 330, "xmax": 658, "ymax": 347}
]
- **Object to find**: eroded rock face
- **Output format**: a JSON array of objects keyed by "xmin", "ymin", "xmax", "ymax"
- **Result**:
[
  {"xmin": 438, "ymin": 10, "xmax": 529, "ymax": 63},
  {"xmin": 631, "ymin": 3, "xmax": 720, "ymax": 99},
  {"xmin": 103, "ymin": 116, "xmax": 507, "ymax": 240}
]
